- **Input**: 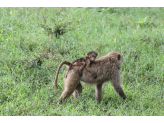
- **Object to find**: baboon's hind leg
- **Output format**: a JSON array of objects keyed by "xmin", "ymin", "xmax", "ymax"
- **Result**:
[
  {"xmin": 58, "ymin": 76, "xmax": 80, "ymax": 102},
  {"xmin": 73, "ymin": 82, "xmax": 82, "ymax": 99},
  {"xmin": 58, "ymin": 90, "xmax": 74, "ymax": 102}
]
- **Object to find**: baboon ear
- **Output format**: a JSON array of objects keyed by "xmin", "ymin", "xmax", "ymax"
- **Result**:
[
  {"xmin": 87, "ymin": 52, "xmax": 89, "ymax": 56},
  {"xmin": 118, "ymin": 54, "xmax": 120, "ymax": 60}
]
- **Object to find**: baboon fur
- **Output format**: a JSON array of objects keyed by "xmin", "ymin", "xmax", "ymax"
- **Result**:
[{"xmin": 54, "ymin": 51, "xmax": 126, "ymax": 102}]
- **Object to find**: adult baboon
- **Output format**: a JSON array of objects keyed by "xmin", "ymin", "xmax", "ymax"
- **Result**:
[{"xmin": 54, "ymin": 51, "xmax": 126, "ymax": 103}]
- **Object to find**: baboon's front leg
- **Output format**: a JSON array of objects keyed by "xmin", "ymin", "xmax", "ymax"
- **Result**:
[
  {"xmin": 95, "ymin": 84, "xmax": 102, "ymax": 103},
  {"xmin": 113, "ymin": 85, "xmax": 126, "ymax": 100},
  {"xmin": 111, "ymin": 73, "xmax": 126, "ymax": 100}
]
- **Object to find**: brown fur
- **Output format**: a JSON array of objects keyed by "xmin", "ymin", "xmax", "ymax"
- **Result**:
[
  {"xmin": 65, "ymin": 50, "xmax": 98, "ymax": 78},
  {"xmin": 54, "ymin": 61, "xmax": 71, "ymax": 89},
  {"xmin": 54, "ymin": 51, "xmax": 126, "ymax": 102}
]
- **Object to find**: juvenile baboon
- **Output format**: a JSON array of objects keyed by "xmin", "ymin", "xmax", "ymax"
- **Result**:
[
  {"xmin": 65, "ymin": 50, "xmax": 98, "ymax": 78},
  {"xmin": 54, "ymin": 51, "xmax": 126, "ymax": 102}
]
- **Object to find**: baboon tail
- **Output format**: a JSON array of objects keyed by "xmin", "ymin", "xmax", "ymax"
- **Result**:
[{"xmin": 54, "ymin": 61, "xmax": 71, "ymax": 89}]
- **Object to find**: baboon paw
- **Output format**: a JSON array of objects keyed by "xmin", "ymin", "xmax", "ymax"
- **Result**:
[{"xmin": 123, "ymin": 96, "xmax": 126, "ymax": 100}]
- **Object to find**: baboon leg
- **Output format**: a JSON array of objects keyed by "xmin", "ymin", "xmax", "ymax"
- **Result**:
[
  {"xmin": 73, "ymin": 83, "xmax": 82, "ymax": 99},
  {"xmin": 85, "ymin": 62, "xmax": 97, "ymax": 79},
  {"xmin": 95, "ymin": 84, "xmax": 102, "ymax": 103},
  {"xmin": 78, "ymin": 62, "xmax": 86, "ymax": 76},
  {"xmin": 111, "ymin": 73, "xmax": 126, "ymax": 100},
  {"xmin": 58, "ymin": 90, "xmax": 74, "ymax": 102},
  {"xmin": 58, "ymin": 77, "xmax": 80, "ymax": 102},
  {"xmin": 113, "ymin": 85, "xmax": 126, "ymax": 100}
]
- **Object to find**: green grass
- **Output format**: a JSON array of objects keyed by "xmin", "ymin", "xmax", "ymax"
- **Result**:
[{"xmin": 0, "ymin": 7, "xmax": 164, "ymax": 116}]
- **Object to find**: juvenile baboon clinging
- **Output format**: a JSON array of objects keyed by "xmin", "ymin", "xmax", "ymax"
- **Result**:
[
  {"xmin": 54, "ymin": 51, "xmax": 126, "ymax": 102},
  {"xmin": 65, "ymin": 50, "xmax": 98, "ymax": 78}
]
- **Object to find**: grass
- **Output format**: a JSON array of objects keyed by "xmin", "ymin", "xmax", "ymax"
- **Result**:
[{"xmin": 0, "ymin": 7, "xmax": 164, "ymax": 116}]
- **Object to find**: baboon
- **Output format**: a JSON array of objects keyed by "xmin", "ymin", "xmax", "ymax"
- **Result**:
[
  {"xmin": 54, "ymin": 51, "xmax": 126, "ymax": 103},
  {"xmin": 65, "ymin": 50, "xmax": 98, "ymax": 78}
]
